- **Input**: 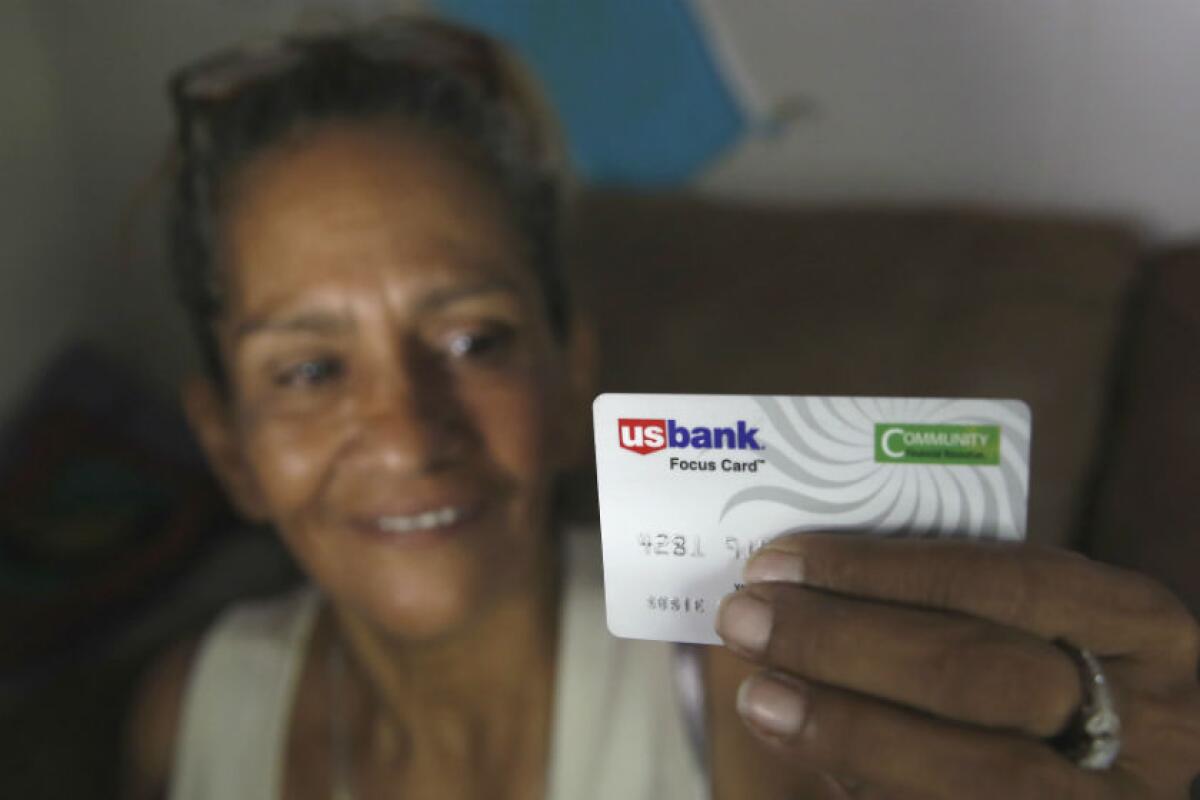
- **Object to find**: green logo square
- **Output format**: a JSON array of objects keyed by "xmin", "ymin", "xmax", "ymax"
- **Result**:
[{"xmin": 875, "ymin": 423, "xmax": 1001, "ymax": 465}]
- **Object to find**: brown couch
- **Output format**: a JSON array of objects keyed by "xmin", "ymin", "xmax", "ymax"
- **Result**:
[{"xmin": 563, "ymin": 190, "xmax": 1199, "ymax": 616}]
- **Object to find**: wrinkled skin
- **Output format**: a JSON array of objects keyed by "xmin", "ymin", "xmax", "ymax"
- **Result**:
[
  {"xmin": 188, "ymin": 121, "xmax": 587, "ymax": 643},
  {"xmin": 716, "ymin": 533, "xmax": 1200, "ymax": 799}
]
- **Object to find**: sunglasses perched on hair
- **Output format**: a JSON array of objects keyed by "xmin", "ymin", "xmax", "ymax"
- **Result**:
[{"xmin": 169, "ymin": 17, "xmax": 509, "ymax": 121}]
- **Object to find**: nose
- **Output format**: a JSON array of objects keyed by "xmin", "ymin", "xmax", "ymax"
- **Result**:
[{"xmin": 346, "ymin": 345, "xmax": 472, "ymax": 476}]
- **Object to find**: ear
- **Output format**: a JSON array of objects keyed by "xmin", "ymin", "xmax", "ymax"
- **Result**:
[
  {"xmin": 182, "ymin": 375, "xmax": 270, "ymax": 523},
  {"xmin": 554, "ymin": 311, "xmax": 599, "ymax": 470}
]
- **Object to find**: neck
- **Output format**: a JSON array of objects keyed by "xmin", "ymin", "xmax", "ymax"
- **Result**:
[{"xmin": 321, "ymin": 536, "xmax": 562, "ymax": 775}]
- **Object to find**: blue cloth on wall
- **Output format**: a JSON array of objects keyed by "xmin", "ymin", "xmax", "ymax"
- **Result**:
[{"xmin": 432, "ymin": 0, "xmax": 747, "ymax": 186}]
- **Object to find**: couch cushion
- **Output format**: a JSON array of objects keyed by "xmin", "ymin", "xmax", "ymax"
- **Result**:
[
  {"xmin": 563, "ymin": 191, "xmax": 1139, "ymax": 547},
  {"xmin": 1086, "ymin": 248, "xmax": 1200, "ymax": 613}
]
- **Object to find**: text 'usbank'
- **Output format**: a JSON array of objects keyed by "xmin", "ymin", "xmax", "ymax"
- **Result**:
[{"xmin": 617, "ymin": 418, "xmax": 764, "ymax": 456}]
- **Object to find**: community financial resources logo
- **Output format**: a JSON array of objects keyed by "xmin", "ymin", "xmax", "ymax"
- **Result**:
[{"xmin": 874, "ymin": 423, "xmax": 1001, "ymax": 466}]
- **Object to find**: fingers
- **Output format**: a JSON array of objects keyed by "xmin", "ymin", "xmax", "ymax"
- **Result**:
[
  {"xmin": 721, "ymin": 534, "xmax": 1200, "ymax": 797},
  {"xmin": 735, "ymin": 671, "xmax": 1118, "ymax": 800},
  {"xmin": 1115, "ymin": 684, "xmax": 1200, "ymax": 795},
  {"xmin": 744, "ymin": 533, "xmax": 1197, "ymax": 662},
  {"xmin": 717, "ymin": 582, "xmax": 1083, "ymax": 738}
]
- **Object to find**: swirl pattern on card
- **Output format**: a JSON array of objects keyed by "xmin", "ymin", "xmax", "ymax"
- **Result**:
[{"xmin": 719, "ymin": 396, "xmax": 1030, "ymax": 540}]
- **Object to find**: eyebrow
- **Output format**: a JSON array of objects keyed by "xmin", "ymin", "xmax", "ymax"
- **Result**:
[
  {"xmin": 414, "ymin": 278, "xmax": 522, "ymax": 313},
  {"xmin": 234, "ymin": 311, "xmax": 354, "ymax": 339},
  {"xmin": 233, "ymin": 278, "xmax": 523, "ymax": 340}
]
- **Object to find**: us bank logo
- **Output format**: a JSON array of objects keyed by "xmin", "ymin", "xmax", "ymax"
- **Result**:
[
  {"xmin": 874, "ymin": 423, "xmax": 1001, "ymax": 465},
  {"xmin": 617, "ymin": 418, "xmax": 764, "ymax": 456}
]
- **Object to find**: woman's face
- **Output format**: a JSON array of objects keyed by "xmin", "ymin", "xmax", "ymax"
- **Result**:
[{"xmin": 190, "ymin": 121, "xmax": 583, "ymax": 641}]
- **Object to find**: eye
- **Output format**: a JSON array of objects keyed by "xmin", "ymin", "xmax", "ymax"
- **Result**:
[
  {"xmin": 274, "ymin": 356, "xmax": 345, "ymax": 388},
  {"xmin": 446, "ymin": 324, "xmax": 515, "ymax": 361}
]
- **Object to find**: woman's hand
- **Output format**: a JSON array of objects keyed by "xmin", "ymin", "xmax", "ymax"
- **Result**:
[{"xmin": 715, "ymin": 533, "xmax": 1200, "ymax": 799}]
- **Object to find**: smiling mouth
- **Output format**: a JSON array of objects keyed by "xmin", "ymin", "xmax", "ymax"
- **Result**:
[{"xmin": 376, "ymin": 505, "xmax": 470, "ymax": 534}]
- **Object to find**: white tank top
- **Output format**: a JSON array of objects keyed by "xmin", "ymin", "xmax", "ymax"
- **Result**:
[{"xmin": 168, "ymin": 528, "xmax": 709, "ymax": 799}]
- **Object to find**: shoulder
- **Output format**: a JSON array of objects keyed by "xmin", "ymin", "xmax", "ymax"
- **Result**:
[
  {"xmin": 123, "ymin": 635, "xmax": 202, "ymax": 800},
  {"xmin": 122, "ymin": 585, "xmax": 318, "ymax": 800},
  {"xmin": 561, "ymin": 523, "xmax": 602, "ymax": 583}
]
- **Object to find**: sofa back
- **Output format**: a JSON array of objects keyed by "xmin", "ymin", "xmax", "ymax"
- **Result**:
[
  {"xmin": 564, "ymin": 191, "xmax": 1140, "ymax": 547},
  {"xmin": 1087, "ymin": 246, "xmax": 1200, "ymax": 611}
]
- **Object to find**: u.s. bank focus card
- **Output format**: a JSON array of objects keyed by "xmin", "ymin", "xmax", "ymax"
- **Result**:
[{"xmin": 593, "ymin": 393, "xmax": 1032, "ymax": 645}]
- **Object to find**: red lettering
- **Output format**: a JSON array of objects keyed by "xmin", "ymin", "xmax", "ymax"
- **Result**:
[{"xmin": 618, "ymin": 418, "xmax": 667, "ymax": 455}]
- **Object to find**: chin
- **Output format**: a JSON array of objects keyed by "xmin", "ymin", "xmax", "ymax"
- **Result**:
[
  {"xmin": 325, "ymin": 535, "xmax": 519, "ymax": 642},
  {"xmin": 286, "ymin": 499, "xmax": 549, "ymax": 640},
  {"xmin": 361, "ymin": 568, "xmax": 485, "ymax": 641}
]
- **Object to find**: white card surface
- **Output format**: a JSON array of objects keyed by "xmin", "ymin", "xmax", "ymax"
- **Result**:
[{"xmin": 593, "ymin": 393, "xmax": 1032, "ymax": 645}]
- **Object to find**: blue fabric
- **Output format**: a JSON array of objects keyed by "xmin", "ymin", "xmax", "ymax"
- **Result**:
[{"xmin": 432, "ymin": 0, "xmax": 746, "ymax": 185}]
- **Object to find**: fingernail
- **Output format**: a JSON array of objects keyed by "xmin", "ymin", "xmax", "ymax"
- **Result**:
[
  {"xmin": 716, "ymin": 592, "xmax": 773, "ymax": 655},
  {"xmin": 744, "ymin": 548, "xmax": 804, "ymax": 584},
  {"xmin": 737, "ymin": 674, "xmax": 807, "ymax": 738}
]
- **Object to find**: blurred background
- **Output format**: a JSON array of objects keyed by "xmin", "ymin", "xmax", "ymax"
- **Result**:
[
  {"xmin": 5, "ymin": 0, "xmax": 1200, "ymax": 414},
  {"xmin": 2, "ymin": 1, "xmax": 1198, "ymax": 797}
]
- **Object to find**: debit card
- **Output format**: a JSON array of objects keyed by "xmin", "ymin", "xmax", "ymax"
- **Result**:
[{"xmin": 593, "ymin": 393, "xmax": 1032, "ymax": 644}]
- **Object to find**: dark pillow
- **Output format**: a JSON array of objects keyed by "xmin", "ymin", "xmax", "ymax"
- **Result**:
[{"xmin": 0, "ymin": 346, "xmax": 229, "ymax": 693}]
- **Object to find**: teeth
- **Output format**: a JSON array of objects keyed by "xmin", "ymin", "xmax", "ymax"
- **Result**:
[{"xmin": 378, "ymin": 506, "xmax": 464, "ymax": 534}]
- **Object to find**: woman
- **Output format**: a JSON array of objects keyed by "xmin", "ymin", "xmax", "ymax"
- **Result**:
[{"xmin": 126, "ymin": 17, "xmax": 1200, "ymax": 799}]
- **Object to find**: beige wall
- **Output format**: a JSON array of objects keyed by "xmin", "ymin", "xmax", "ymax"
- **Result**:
[
  {"xmin": 0, "ymin": 0, "xmax": 88, "ymax": 420},
  {"xmin": 698, "ymin": 0, "xmax": 1200, "ymax": 241}
]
